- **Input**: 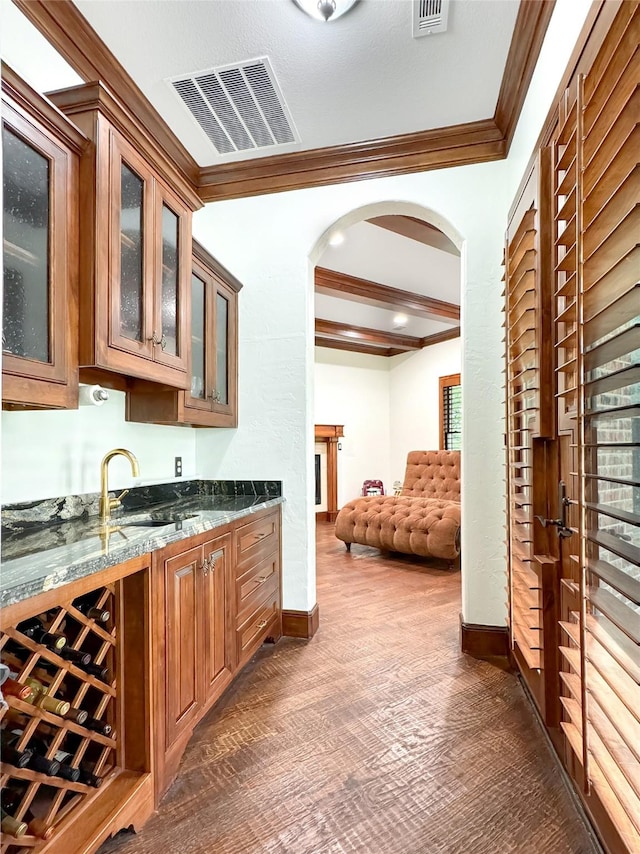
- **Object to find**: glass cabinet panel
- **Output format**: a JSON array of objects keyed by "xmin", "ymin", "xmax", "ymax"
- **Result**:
[
  {"xmin": 190, "ymin": 273, "xmax": 206, "ymax": 399},
  {"xmin": 2, "ymin": 126, "xmax": 50, "ymax": 363},
  {"xmin": 119, "ymin": 163, "xmax": 144, "ymax": 341},
  {"xmin": 216, "ymin": 292, "xmax": 229, "ymax": 405},
  {"xmin": 161, "ymin": 204, "xmax": 179, "ymax": 356}
]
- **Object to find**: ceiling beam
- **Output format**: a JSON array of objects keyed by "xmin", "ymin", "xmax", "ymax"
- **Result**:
[
  {"xmin": 367, "ymin": 215, "xmax": 459, "ymax": 256},
  {"xmin": 315, "ymin": 267, "xmax": 460, "ymax": 324},
  {"xmin": 316, "ymin": 319, "xmax": 421, "ymax": 351},
  {"xmin": 420, "ymin": 328, "xmax": 461, "ymax": 348},
  {"xmin": 315, "ymin": 336, "xmax": 403, "ymax": 358}
]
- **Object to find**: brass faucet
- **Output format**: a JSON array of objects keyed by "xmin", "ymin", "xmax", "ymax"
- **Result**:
[{"xmin": 99, "ymin": 448, "xmax": 140, "ymax": 525}]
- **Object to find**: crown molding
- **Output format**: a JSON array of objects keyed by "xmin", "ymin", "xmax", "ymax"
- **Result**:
[
  {"xmin": 315, "ymin": 267, "xmax": 460, "ymax": 324},
  {"xmin": 198, "ymin": 119, "xmax": 505, "ymax": 201},
  {"xmin": 494, "ymin": 0, "xmax": 557, "ymax": 149},
  {"xmin": 15, "ymin": 0, "xmax": 554, "ymax": 202}
]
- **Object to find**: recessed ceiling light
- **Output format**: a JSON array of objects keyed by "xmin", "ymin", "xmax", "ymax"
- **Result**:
[
  {"xmin": 292, "ymin": 0, "xmax": 359, "ymax": 22},
  {"xmin": 329, "ymin": 231, "xmax": 345, "ymax": 246},
  {"xmin": 393, "ymin": 314, "xmax": 408, "ymax": 329}
]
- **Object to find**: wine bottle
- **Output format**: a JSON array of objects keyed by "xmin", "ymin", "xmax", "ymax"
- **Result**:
[
  {"xmin": 84, "ymin": 716, "xmax": 112, "ymax": 737},
  {"xmin": 78, "ymin": 662, "xmax": 109, "ymax": 682},
  {"xmin": 23, "ymin": 678, "xmax": 70, "ymax": 716},
  {"xmin": 72, "ymin": 594, "xmax": 110, "ymax": 623},
  {"xmin": 63, "ymin": 706, "xmax": 89, "ymax": 726},
  {"xmin": 0, "ymin": 807, "xmax": 28, "ymax": 838},
  {"xmin": 78, "ymin": 760, "xmax": 103, "ymax": 788},
  {"xmin": 0, "ymin": 675, "xmax": 31, "ymax": 701},
  {"xmin": 1, "ymin": 787, "xmax": 55, "ymax": 840},
  {"xmin": 0, "ymin": 730, "xmax": 33, "ymax": 768},
  {"xmin": 2, "ymin": 731, "xmax": 60, "ymax": 777},
  {"xmin": 59, "ymin": 647, "xmax": 92, "ymax": 667},
  {"xmin": 16, "ymin": 617, "xmax": 66, "ymax": 651}
]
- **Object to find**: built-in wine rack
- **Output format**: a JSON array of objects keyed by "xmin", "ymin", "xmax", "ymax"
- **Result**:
[
  {"xmin": 0, "ymin": 553, "xmax": 154, "ymax": 854},
  {"xmin": 0, "ymin": 587, "xmax": 117, "ymax": 851}
]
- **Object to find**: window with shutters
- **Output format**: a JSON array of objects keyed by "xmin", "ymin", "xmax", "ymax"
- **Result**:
[{"xmin": 439, "ymin": 373, "xmax": 461, "ymax": 450}]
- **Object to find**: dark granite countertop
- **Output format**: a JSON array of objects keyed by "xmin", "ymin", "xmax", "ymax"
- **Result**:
[{"xmin": 1, "ymin": 481, "xmax": 283, "ymax": 609}]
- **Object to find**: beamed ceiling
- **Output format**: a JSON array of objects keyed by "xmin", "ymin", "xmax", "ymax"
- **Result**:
[{"xmin": 7, "ymin": 0, "xmax": 554, "ymax": 356}]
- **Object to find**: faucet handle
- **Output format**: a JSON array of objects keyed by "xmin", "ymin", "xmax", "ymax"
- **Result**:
[{"xmin": 109, "ymin": 489, "xmax": 129, "ymax": 512}]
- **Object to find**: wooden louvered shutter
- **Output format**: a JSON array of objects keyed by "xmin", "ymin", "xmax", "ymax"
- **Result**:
[
  {"xmin": 556, "ymin": 4, "xmax": 640, "ymax": 850},
  {"xmin": 505, "ymin": 151, "xmax": 556, "ymax": 695}
]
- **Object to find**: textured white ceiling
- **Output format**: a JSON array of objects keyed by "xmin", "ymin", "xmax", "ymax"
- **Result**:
[
  {"xmin": 319, "ymin": 220, "xmax": 461, "ymax": 304},
  {"xmin": 73, "ymin": 0, "xmax": 520, "ymax": 165}
]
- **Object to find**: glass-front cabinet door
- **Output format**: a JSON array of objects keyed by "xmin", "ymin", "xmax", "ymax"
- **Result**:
[
  {"xmin": 211, "ymin": 279, "xmax": 237, "ymax": 420},
  {"xmin": 154, "ymin": 184, "xmax": 189, "ymax": 375},
  {"xmin": 1, "ymin": 70, "xmax": 82, "ymax": 409},
  {"xmin": 184, "ymin": 263, "xmax": 210, "ymax": 412},
  {"xmin": 183, "ymin": 245, "xmax": 239, "ymax": 426},
  {"xmin": 109, "ymin": 132, "xmax": 154, "ymax": 360}
]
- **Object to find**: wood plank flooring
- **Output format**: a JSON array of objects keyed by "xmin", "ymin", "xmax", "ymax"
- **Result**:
[{"xmin": 100, "ymin": 522, "xmax": 601, "ymax": 854}]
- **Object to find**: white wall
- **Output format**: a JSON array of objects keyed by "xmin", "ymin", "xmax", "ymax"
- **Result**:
[
  {"xmin": 314, "ymin": 347, "xmax": 391, "ymax": 505},
  {"xmin": 389, "ymin": 338, "xmax": 461, "ymax": 484},
  {"xmin": 1, "ymin": 389, "xmax": 197, "ymax": 504}
]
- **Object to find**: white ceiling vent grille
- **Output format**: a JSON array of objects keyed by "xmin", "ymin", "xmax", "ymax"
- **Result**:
[
  {"xmin": 170, "ymin": 58, "xmax": 299, "ymax": 155},
  {"xmin": 413, "ymin": 0, "xmax": 450, "ymax": 37}
]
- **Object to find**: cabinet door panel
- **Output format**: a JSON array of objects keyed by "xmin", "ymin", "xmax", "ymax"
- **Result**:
[
  {"xmin": 109, "ymin": 131, "xmax": 155, "ymax": 360},
  {"xmin": 1, "ymin": 99, "xmax": 75, "ymax": 404},
  {"xmin": 153, "ymin": 182, "xmax": 189, "ymax": 375},
  {"xmin": 201, "ymin": 533, "xmax": 232, "ymax": 704},
  {"xmin": 164, "ymin": 545, "xmax": 201, "ymax": 747},
  {"xmin": 211, "ymin": 277, "xmax": 238, "ymax": 424}
]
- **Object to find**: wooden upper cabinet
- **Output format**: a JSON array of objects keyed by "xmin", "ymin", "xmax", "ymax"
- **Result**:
[
  {"xmin": 126, "ymin": 240, "xmax": 241, "ymax": 427},
  {"xmin": 1, "ymin": 65, "xmax": 87, "ymax": 409},
  {"xmin": 48, "ymin": 82, "xmax": 201, "ymax": 389}
]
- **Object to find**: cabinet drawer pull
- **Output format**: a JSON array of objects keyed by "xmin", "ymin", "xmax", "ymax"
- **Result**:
[
  {"xmin": 254, "ymin": 532, "xmax": 267, "ymax": 540},
  {"xmin": 254, "ymin": 576, "xmax": 268, "ymax": 585},
  {"xmin": 257, "ymin": 619, "xmax": 268, "ymax": 630}
]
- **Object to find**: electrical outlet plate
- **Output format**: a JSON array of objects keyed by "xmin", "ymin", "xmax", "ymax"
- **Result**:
[{"xmin": 174, "ymin": 457, "xmax": 183, "ymax": 477}]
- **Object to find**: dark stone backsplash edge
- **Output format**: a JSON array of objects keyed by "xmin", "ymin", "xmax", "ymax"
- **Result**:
[{"xmin": 2, "ymin": 480, "xmax": 282, "ymax": 532}]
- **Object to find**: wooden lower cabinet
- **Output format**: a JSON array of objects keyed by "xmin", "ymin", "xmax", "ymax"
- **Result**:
[
  {"xmin": 152, "ymin": 506, "xmax": 281, "ymax": 800},
  {"xmin": 0, "ymin": 506, "xmax": 282, "ymax": 850}
]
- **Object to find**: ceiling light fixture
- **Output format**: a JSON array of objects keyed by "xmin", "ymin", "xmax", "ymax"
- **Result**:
[
  {"xmin": 393, "ymin": 314, "xmax": 408, "ymax": 329},
  {"xmin": 292, "ymin": 0, "xmax": 360, "ymax": 23},
  {"xmin": 328, "ymin": 231, "xmax": 345, "ymax": 246}
]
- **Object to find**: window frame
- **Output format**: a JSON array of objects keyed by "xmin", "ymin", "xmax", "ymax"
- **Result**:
[{"xmin": 439, "ymin": 373, "xmax": 461, "ymax": 451}]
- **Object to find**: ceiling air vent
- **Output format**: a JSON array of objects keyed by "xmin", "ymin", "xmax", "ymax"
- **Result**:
[
  {"xmin": 170, "ymin": 58, "xmax": 299, "ymax": 155},
  {"xmin": 413, "ymin": 0, "xmax": 449, "ymax": 38}
]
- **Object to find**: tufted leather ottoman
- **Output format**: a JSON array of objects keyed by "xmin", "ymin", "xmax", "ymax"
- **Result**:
[{"xmin": 334, "ymin": 451, "xmax": 461, "ymax": 563}]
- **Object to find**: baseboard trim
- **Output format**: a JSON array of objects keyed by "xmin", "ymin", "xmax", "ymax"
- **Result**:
[
  {"xmin": 460, "ymin": 617, "xmax": 510, "ymax": 660},
  {"xmin": 282, "ymin": 605, "xmax": 320, "ymax": 639}
]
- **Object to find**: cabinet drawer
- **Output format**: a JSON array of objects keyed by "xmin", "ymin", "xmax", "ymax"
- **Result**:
[
  {"xmin": 235, "ymin": 585, "xmax": 280, "ymax": 668},
  {"xmin": 236, "ymin": 551, "xmax": 280, "ymax": 615},
  {"xmin": 235, "ymin": 511, "xmax": 279, "ymax": 572}
]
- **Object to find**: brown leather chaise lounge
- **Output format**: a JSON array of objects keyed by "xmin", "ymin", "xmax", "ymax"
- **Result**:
[{"xmin": 334, "ymin": 450, "xmax": 461, "ymax": 567}]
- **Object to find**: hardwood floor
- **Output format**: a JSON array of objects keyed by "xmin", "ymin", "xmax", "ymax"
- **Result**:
[{"xmin": 101, "ymin": 522, "xmax": 600, "ymax": 854}]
